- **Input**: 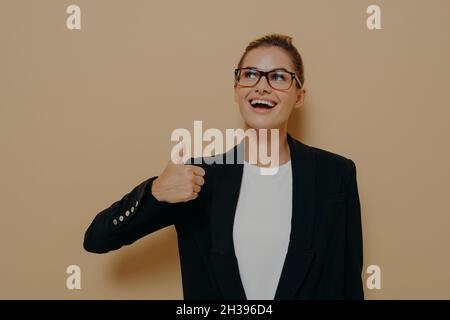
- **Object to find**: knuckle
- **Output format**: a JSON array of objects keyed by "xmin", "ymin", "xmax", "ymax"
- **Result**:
[{"xmin": 184, "ymin": 192, "xmax": 193, "ymax": 201}]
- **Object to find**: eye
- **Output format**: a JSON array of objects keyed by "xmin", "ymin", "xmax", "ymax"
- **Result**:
[
  {"xmin": 270, "ymin": 71, "xmax": 287, "ymax": 81},
  {"xmin": 243, "ymin": 69, "xmax": 259, "ymax": 79}
]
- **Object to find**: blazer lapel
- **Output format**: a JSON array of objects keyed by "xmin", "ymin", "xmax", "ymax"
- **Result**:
[
  {"xmin": 273, "ymin": 134, "xmax": 317, "ymax": 299},
  {"xmin": 208, "ymin": 134, "xmax": 316, "ymax": 300},
  {"xmin": 208, "ymin": 141, "xmax": 246, "ymax": 299}
]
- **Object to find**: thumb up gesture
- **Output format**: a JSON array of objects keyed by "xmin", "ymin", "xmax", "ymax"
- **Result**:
[{"xmin": 151, "ymin": 142, "xmax": 206, "ymax": 203}]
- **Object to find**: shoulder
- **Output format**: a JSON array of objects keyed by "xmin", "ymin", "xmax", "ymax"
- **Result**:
[
  {"xmin": 299, "ymin": 140, "xmax": 357, "ymax": 185},
  {"xmin": 184, "ymin": 154, "xmax": 225, "ymax": 182},
  {"xmin": 310, "ymin": 144, "xmax": 354, "ymax": 170},
  {"xmin": 185, "ymin": 143, "xmax": 240, "ymax": 170}
]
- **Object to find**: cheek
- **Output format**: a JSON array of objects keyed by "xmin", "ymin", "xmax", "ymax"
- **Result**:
[
  {"xmin": 234, "ymin": 89, "xmax": 249, "ymax": 104},
  {"xmin": 279, "ymin": 92, "xmax": 297, "ymax": 109}
]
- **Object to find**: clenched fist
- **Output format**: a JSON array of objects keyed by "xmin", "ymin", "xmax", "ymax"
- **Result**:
[{"xmin": 151, "ymin": 144, "xmax": 205, "ymax": 203}]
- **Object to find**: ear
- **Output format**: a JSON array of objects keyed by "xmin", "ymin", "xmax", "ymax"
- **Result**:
[{"xmin": 293, "ymin": 86, "xmax": 306, "ymax": 110}]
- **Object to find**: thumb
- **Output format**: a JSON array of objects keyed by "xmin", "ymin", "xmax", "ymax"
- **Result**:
[{"xmin": 171, "ymin": 141, "xmax": 187, "ymax": 165}]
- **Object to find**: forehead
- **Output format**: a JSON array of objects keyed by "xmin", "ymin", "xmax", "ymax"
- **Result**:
[{"xmin": 241, "ymin": 46, "xmax": 294, "ymax": 71}]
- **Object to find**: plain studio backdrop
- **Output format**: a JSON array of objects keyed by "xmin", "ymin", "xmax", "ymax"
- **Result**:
[{"xmin": 1, "ymin": 0, "xmax": 449, "ymax": 299}]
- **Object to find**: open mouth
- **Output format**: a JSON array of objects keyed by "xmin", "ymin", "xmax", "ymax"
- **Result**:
[{"xmin": 248, "ymin": 98, "xmax": 278, "ymax": 110}]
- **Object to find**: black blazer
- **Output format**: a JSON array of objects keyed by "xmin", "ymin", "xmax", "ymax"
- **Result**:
[{"xmin": 84, "ymin": 133, "xmax": 364, "ymax": 300}]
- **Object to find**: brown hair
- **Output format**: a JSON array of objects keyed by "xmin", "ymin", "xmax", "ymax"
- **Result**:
[{"xmin": 236, "ymin": 33, "xmax": 304, "ymax": 88}]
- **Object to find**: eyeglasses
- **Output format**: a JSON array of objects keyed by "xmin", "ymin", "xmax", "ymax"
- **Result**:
[{"xmin": 234, "ymin": 67, "xmax": 302, "ymax": 91}]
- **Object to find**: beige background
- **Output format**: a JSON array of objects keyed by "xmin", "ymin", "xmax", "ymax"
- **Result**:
[{"xmin": 1, "ymin": 0, "xmax": 449, "ymax": 299}]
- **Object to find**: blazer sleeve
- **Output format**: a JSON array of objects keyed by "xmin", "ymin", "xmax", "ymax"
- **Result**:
[
  {"xmin": 83, "ymin": 175, "xmax": 201, "ymax": 254},
  {"xmin": 344, "ymin": 159, "xmax": 365, "ymax": 299}
]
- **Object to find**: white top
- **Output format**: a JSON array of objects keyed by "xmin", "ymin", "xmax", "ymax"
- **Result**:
[{"xmin": 233, "ymin": 160, "xmax": 293, "ymax": 300}]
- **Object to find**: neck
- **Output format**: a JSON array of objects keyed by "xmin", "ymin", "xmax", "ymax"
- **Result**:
[{"xmin": 242, "ymin": 126, "xmax": 291, "ymax": 168}]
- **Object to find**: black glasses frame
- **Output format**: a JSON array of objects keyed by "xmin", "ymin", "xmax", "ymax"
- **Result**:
[{"xmin": 234, "ymin": 67, "xmax": 302, "ymax": 90}]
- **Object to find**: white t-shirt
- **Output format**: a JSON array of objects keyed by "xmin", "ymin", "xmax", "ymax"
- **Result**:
[{"xmin": 233, "ymin": 160, "xmax": 293, "ymax": 300}]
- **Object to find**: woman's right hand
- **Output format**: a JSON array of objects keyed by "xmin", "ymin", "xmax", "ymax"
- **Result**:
[{"xmin": 151, "ymin": 144, "xmax": 206, "ymax": 203}]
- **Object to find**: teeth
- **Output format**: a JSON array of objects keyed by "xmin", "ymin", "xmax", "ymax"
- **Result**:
[{"xmin": 250, "ymin": 99, "xmax": 275, "ymax": 107}]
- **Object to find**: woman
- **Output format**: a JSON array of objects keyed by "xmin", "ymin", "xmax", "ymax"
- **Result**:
[{"xmin": 84, "ymin": 34, "xmax": 364, "ymax": 300}]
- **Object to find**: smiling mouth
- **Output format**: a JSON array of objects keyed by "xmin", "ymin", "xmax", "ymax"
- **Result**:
[{"xmin": 248, "ymin": 99, "xmax": 278, "ymax": 109}]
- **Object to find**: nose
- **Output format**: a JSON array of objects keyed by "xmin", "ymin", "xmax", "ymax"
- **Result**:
[{"xmin": 254, "ymin": 74, "xmax": 272, "ymax": 93}]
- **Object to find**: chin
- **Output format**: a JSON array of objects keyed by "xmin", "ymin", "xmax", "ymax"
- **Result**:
[
  {"xmin": 243, "ymin": 118, "xmax": 283, "ymax": 131},
  {"xmin": 239, "ymin": 103, "xmax": 288, "ymax": 132}
]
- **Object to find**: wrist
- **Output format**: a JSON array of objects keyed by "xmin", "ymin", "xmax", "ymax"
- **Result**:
[{"xmin": 151, "ymin": 177, "xmax": 164, "ymax": 202}]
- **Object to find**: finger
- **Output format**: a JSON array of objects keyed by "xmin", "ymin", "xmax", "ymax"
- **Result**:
[
  {"xmin": 193, "ymin": 184, "xmax": 201, "ymax": 193},
  {"xmin": 179, "ymin": 142, "xmax": 185, "ymax": 159},
  {"xmin": 194, "ymin": 175, "xmax": 205, "ymax": 186},
  {"xmin": 171, "ymin": 141, "xmax": 186, "ymax": 165},
  {"xmin": 184, "ymin": 191, "xmax": 198, "ymax": 202},
  {"xmin": 191, "ymin": 165, "xmax": 206, "ymax": 176}
]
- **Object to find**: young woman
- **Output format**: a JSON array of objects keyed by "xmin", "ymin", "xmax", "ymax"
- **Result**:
[{"xmin": 84, "ymin": 34, "xmax": 364, "ymax": 300}]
